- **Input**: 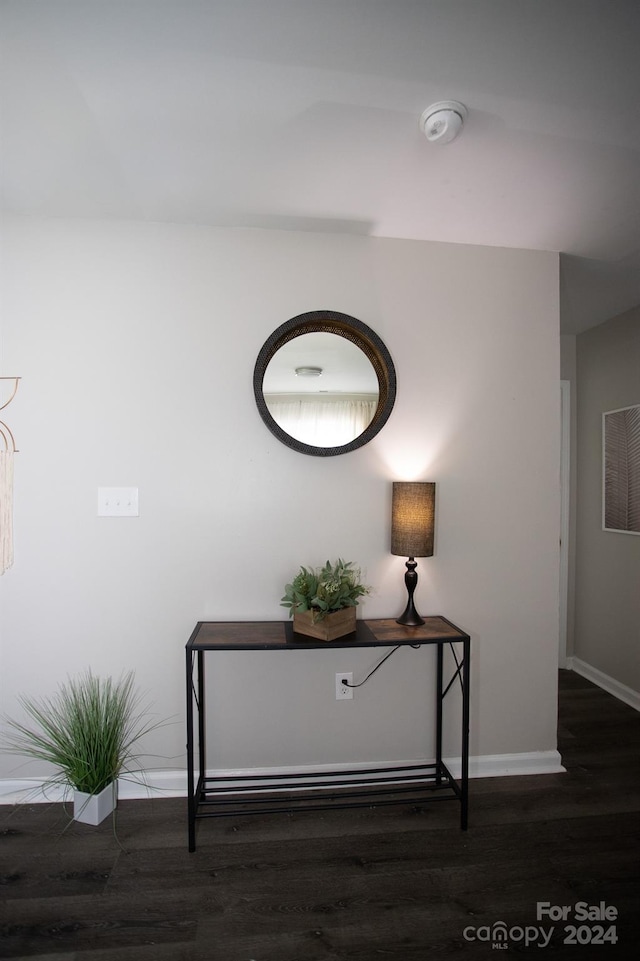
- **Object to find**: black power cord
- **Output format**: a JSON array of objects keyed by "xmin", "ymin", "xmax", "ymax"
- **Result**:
[{"xmin": 342, "ymin": 643, "xmax": 421, "ymax": 689}]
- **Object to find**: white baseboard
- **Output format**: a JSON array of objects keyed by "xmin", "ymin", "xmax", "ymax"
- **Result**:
[
  {"xmin": 568, "ymin": 657, "xmax": 640, "ymax": 712},
  {"xmin": 0, "ymin": 770, "xmax": 188, "ymax": 806},
  {"xmin": 446, "ymin": 751, "xmax": 565, "ymax": 778},
  {"xmin": 0, "ymin": 751, "xmax": 565, "ymax": 805}
]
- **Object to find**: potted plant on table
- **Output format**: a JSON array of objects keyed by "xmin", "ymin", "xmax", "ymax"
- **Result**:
[
  {"xmin": 3, "ymin": 670, "xmax": 160, "ymax": 825},
  {"xmin": 281, "ymin": 558, "xmax": 371, "ymax": 641}
]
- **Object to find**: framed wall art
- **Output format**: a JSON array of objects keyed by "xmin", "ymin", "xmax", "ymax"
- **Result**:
[{"xmin": 603, "ymin": 404, "xmax": 640, "ymax": 535}]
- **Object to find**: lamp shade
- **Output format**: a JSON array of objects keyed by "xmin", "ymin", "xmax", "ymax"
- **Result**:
[{"xmin": 391, "ymin": 482, "xmax": 435, "ymax": 557}]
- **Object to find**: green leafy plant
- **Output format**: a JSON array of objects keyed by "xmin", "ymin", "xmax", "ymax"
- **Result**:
[
  {"xmin": 281, "ymin": 558, "xmax": 371, "ymax": 621},
  {"xmin": 3, "ymin": 671, "xmax": 161, "ymax": 796}
]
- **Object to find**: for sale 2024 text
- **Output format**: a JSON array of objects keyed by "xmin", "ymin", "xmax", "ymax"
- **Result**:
[{"xmin": 538, "ymin": 901, "xmax": 618, "ymax": 948}]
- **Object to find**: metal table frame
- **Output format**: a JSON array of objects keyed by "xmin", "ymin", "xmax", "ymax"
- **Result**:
[{"xmin": 186, "ymin": 617, "xmax": 470, "ymax": 852}]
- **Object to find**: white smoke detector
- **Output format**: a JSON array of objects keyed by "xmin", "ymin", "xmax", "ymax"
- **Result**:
[{"xmin": 419, "ymin": 101, "xmax": 468, "ymax": 144}]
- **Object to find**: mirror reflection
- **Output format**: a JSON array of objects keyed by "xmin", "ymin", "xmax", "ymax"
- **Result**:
[
  {"xmin": 253, "ymin": 310, "xmax": 396, "ymax": 456},
  {"xmin": 263, "ymin": 333, "xmax": 379, "ymax": 447}
]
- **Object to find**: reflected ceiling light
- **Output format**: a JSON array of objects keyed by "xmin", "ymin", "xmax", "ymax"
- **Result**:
[
  {"xmin": 295, "ymin": 366, "xmax": 323, "ymax": 377},
  {"xmin": 419, "ymin": 101, "xmax": 467, "ymax": 144}
]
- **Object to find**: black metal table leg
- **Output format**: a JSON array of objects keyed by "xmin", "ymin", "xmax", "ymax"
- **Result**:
[
  {"xmin": 197, "ymin": 649, "xmax": 206, "ymax": 786},
  {"xmin": 435, "ymin": 642, "xmax": 443, "ymax": 785},
  {"xmin": 461, "ymin": 636, "xmax": 470, "ymax": 830},
  {"xmin": 186, "ymin": 648, "xmax": 196, "ymax": 852}
]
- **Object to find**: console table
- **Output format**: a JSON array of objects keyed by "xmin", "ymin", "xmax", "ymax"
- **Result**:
[{"xmin": 185, "ymin": 617, "xmax": 470, "ymax": 852}]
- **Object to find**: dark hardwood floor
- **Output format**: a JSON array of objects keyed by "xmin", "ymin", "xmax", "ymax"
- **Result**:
[{"xmin": 2, "ymin": 669, "xmax": 639, "ymax": 960}]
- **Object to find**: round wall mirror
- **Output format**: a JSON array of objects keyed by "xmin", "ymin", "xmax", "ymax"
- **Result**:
[{"xmin": 253, "ymin": 310, "xmax": 396, "ymax": 456}]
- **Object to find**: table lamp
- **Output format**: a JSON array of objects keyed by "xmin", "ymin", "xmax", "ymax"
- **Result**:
[{"xmin": 391, "ymin": 481, "xmax": 436, "ymax": 626}]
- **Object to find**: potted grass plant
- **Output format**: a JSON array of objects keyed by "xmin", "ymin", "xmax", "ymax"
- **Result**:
[
  {"xmin": 281, "ymin": 558, "xmax": 371, "ymax": 641},
  {"xmin": 3, "ymin": 670, "xmax": 160, "ymax": 825}
]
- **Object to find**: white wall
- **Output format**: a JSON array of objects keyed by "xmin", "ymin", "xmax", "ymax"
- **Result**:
[
  {"xmin": 0, "ymin": 217, "xmax": 560, "ymax": 784},
  {"xmin": 560, "ymin": 335, "xmax": 577, "ymax": 658},
  {"xmin": 574, "ymin": 307, "xmax": 640, "ymax": 694}
]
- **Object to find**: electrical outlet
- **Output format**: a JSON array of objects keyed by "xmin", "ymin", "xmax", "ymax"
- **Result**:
[{"xmin": 335, "ymin": 671, "xmax": 353, "ymax": 700}]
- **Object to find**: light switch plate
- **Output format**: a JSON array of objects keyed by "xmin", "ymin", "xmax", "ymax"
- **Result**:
[{"xmin": 97, "ymin": 487, "xmax": 139, "ymax": 517}]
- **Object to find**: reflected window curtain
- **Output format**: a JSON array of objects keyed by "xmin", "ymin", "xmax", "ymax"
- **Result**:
[{"xmin": 266, "ymin": 398, "xmax": 377, "ymax": 446}]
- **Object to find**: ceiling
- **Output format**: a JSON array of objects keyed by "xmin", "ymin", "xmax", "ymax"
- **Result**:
[
  {"xmin": 2, "ymin": 0, "xmax": 639, "ymax": 335},
  {"xmin": 263, "ymin": 332, "xmax": 380, "ymax": 394}
]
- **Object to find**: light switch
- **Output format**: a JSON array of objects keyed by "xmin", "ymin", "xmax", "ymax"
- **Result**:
[{"xmin": 97, "ymin": 487, "xmax": 139, "ymax": 517}]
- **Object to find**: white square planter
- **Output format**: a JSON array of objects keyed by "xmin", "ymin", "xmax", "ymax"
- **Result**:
[{"xmin": 73, "ymin": 782, "xmax": 117, "ymax": 825}]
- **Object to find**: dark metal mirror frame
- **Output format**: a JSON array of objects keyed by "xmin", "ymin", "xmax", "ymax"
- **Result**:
[{"xmin": 253, "ymin": 310, "xmax": 397, "ymax": 456}]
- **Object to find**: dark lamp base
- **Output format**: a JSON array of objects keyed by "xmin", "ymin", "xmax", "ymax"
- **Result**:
[
  {"xmin": 396, "ymin": 601, "xmax": 425, "ymax": 627},
  {"xmin": 396, "ymin": 557, "xmax": 425, "ymax": 626}
]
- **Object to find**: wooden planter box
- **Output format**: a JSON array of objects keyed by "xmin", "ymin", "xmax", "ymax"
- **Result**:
[{"xmin": 293, "ymin": 607, "xmax": 357, "ymax": 641}]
